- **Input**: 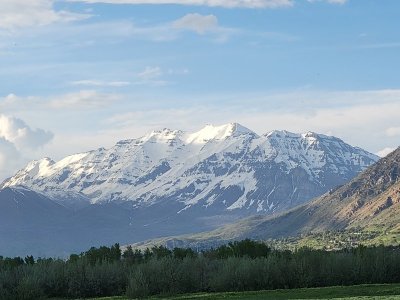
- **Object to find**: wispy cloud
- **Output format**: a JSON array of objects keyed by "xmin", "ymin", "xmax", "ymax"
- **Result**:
[
  {"xmin": 307, "ymin": 0, "xmax": 348, "ymax": 4},
  {"xmin": 68, "ymin": 0, "xmax": 294, "ymax": 8},
  {"xmin": 167, "ymin": 68, "xmax": 190, "ymax": 75},
  {"xmin": 326, "ymin": 0, "xmax": 347, "ymax": 4},
  {"xmin": 0, "ymin": 0, "xmax": 89, "ymax": 31},
  {"xmin": 133, "ymin": 66, "xmax": 189, "ymax": 86},
  {"xmin": 48, "ymin": 90, "xmax": 121, "ymax": 109},
  {"xmin": 172, "ymin": 14, "xmax": 219, "ymax": 34},
  {"xmin": 359, "ymin": 42, "xmax": 400, "ymax": 50},
  {"xmin": 137, "ymin": 66, "xmax": 163, "ymax": 81},
  {"xmin": 386, "ymin": 127, "xmax": 400, "ymax": 137},
  {"xmin": 0, "ymin": 11, "xmax": 296, "ymax": 55},
  {"xmin": 133, "ymin": 66, "xmax": 168, "ymax": 86},
  {"xmin": 151, "ymin": 13, "xmax": 236, "ymax": 42},
  {"xmin": 170, "ymin": 13, "xmax": 237, "ymax": 42},
  {"xmin": 0, "ymin": 90, "xmax": 121, "ymax": 111},
  {"xmin": 63, "ymin": 14, "xmax": 234, "ymax": 43},
  {"xmin": 68, "ymin": 0, "xmax": 351, "ymax": 8},
  {"xmin": 70, "ymin": 80, "xmax": 131, "ymax": 87}
]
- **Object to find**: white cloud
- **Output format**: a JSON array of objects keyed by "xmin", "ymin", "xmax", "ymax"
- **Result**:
[
  {"xmin": 307, "ymin": 0, "xmax": 348, "ymax": 4},
  {"xmin": 70, "ymin": 80, "xmax": 131, "ymax": 87},
  {"xmin": 0, "ymin": 114, "xmax": 53, "ymax": 150},
  {"xmin": 0, "ymin": 93, "xmax": 20, "ymax": 107},
  {"xmin": 137, "ymin": 66, "xmax": 163, "ymax": 80},
  {"xmin": 359, "ymin": 42, "xmax": 400, "ymax": 50},
  {"xmin": 173, "ymin": 14, "xmax": 218, "ymax": 34},
  {"xmin": 0, "ymin": 137, "xmax": 20, "ymax": 179},
  {"xmin": 169, "ymin": 13, "xmax": 237, "ymax": 42},
  {"xmin": 326, "ymin": 0, "xmax": 347, "ymax": 3},
  {"xmin": 79, "ymin": 14, "xmax": 288, "ymax": 43},
  {"xmin": 386, "ymin": 127, "xmax": 400, "ymax": 137},
  {"xmin": 0, "ymin": 0, "xmax": 89, "ymax": 31},
  {"xmin": 0, "ymin": 11, "xmax": 262, "ymax": 48},
  {"xmin": 0, "ymin": 115, "xmax": 53, "ymax": 180},
  {"xmin": 167, "ymin": 68, "xmax": 190, "ymax": 75},
  {"xmin": 48, "ymin": 90, "xmax": 121, "ymax": 109},
  {"xmin": 376, "ymin": 147, "xmax": 396, "ymax": 158},
  {"xmin": 133, "ymin": 65, "xmax": 190, "ymax": 86},
  {"xmin": 133, "ymin": 66, "xmax": 169, "ymax": 86},
  {"xmin": 1, "ymin": 91, "xmax": 121, "ymax": 111},
  {"xmin": 68, "ymin": 0, "xmax": 294, "ymax": 8}
]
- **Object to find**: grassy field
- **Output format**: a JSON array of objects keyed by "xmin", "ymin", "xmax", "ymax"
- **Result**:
[{"xmin": 85, "ymin": 284, "xmax": 400, "ymax": 299}]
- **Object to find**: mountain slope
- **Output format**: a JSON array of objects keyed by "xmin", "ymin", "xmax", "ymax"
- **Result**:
[
  {"xmin": 0, "ymin": 186, "xmax": 210, "ymax": 257},
  {"xmin": 0, "ymin": 186, "xmax": 70, "ymax": 227},
  {"xmin": 247, "ymin": 146, "xmax": 400, "ymax": 237},
  {"xmin": 143, "ymin": 147, "xmax": 399, "ymax": 249},
  {"xmin": 0, "ymin": 186, "xmax": 73, "ymax": 257}
]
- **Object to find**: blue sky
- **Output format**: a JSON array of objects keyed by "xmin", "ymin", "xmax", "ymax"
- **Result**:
[{"xmin": 0, "ymin": 0, "xmax": 399, "ymax": 180}]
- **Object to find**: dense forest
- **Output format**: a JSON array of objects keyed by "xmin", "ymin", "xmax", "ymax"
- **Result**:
[{"xmin": 1, "ymin": 240, "xmax": 400, "ymax": 299}]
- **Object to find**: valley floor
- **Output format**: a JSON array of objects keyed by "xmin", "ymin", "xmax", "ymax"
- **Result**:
[
  {"xmin": 268, "ymin": 230, "xmax": 400, "ymax": 251},
  {"xmin": 83, "ymin": 284, "xmax": 400, "ymax": 300}
]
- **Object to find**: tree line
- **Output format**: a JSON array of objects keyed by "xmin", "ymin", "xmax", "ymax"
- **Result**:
[{"xmin": 1, "ymin": 239, "xmax": 400, "ymax": 299}]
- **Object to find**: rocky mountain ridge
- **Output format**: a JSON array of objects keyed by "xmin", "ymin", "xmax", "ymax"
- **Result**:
[{"xmin": 2, "ymin": 123, "xmax": 378, "ymax": 216}]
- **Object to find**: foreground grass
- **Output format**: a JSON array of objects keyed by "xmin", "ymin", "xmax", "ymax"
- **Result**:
[{"xmin": 84, "ymin": 283, "xmax": 400, "ymax": 299}]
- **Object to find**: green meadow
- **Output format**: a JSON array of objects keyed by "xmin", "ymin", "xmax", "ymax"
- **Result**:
[{"xmin": 86, "ymin": 284, "xmax": 400, "ymax": 300}]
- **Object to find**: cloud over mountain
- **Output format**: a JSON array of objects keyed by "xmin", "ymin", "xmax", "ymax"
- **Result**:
[{"xmin": 0, "ymin": 114, "xmax": 53, "ymax": 180}]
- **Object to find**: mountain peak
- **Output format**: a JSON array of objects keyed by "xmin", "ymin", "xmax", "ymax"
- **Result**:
[
  {"xmin": 24, "ymin": 157, "xmax": 55, "ymax": 176},
  {"xmin": 265, "ymin": 130, "xmax": 335, "ymax": 143},
  {"xmin": 344, "ymin": 146, "xmax": 400, "ymax": 198},
  {"xmin": 147, "ymin": 128, "xmax": 183, "ymax": 139},
  {"xmin": 150, "ymin": 128, "xmax": 181, "ymax": 135},
  {"xmin": 265, "ymin": 130, "xmax": 298, "ymax": 138},
  {"xmin": 186, "ymin": 123, "xmax": 256, "ymax": 144},
  {"xmin": 303, "ymin": 131, "xmax": 319, "ymax": 138}
]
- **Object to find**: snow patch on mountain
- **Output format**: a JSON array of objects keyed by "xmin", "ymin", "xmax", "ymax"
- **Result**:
[{"xmin": 186, "ymin": 123, "xmax": 256, "ymax": 144}]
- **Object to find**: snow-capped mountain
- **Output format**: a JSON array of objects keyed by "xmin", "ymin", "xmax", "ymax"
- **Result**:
[
  {"xmin": 0, "ymin": 123, "xmax": 381, "ymax": 256},
  {"xmin": 2, "ymin": 123, "xmax": 378, "ymax": 215}
]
